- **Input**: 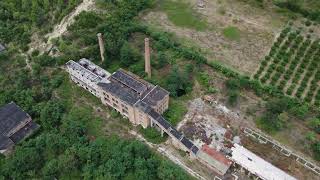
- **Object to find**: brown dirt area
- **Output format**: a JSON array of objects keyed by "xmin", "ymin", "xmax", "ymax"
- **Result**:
[{"xmin": 142, "ymin": 0, "xmax": 288, "ymax": 75}]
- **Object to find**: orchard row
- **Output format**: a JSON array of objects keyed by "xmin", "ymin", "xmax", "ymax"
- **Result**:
[{"xmin": 254, "ymin": 26, "xmax": 320, "ymax": 106}]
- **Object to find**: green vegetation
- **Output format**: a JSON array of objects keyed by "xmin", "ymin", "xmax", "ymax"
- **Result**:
[
  {"xmin": 222, "ymin": 26, "xmax": 241, "ymax": 41},
  {"xmin": 0, "ymin": 0, "xmax": 193, "ymax": 179},
  {"xmin": 256, "ymin": 98, "xmax": 293, "ymax": 132},
  {"xmin": 274, "ymin": 0, "xmax": 320, "ymax": 22},
  {"xmin": 160, "ymin": 0, "xmax": 208, "ymax": 31},
  {"xmin": 164, "ymin": 99, "xmax": 188, "ymax": 126},
  {"xmin": 254, "ymin": 25, "xmax": 320, "ymax": 105},
  {"xmin": 197, "ymin": 72, "xmax": 218, "ymax": 94},
  {"xmin": 0, "ymin": 0, "xmax": 82, "ymax": 49},
  {"xmin": 139, "ymin": 126, "xmax": 168, "ymax": 144}
]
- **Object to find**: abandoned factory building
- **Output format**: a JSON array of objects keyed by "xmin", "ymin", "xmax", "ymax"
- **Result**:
[
  {"xmin": 0, "ymin": 102, "xmax": 39, "ymax": 156},
  {"xmin": 66, "ymin": 59, "xmax": 199, "ymax": 156}
]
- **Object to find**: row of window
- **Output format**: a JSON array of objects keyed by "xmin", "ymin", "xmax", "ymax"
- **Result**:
[
  {"xmin": 72, "ymin": 76, "xmax": 97, "ymax": 96},
  {"xmin": 103, "ymin": 92, "xmax": 129, "ymax": 115}
]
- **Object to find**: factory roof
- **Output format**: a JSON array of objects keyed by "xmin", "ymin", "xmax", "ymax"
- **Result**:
[
  {"xmin": 111, "ymin": 70, "xmax": 149, "ymax": 95},
  {"xmin": 231, "ymin": 144, "xmax": 296, "ymax": 180},
  {"xmin": 197, "ymin": 145, "xmax": 232, "ymax": 175},
  {"xmin": 201, "ymin": 145, "xmax": 232, "ymax": 166},
  {"xmin": 79, "ymin": 58, "xmax": 111, "ymax": 78},
  {"xmin": 142, "ymin": 86, "xmax": 169, "ymax": 107},
  {"xmin": 0, "ymin": 102, "xmax": 31, "ymax": 135},
  {"xmin": 66, "ymin": 60, "xmax": 102, "ymax": 83},
  {"xmin": 0, "ymin": 134, "xmax": 13, "ymax": 151},
  {"xmin": 98, "ymin": 81, "xmax": 140, "ymax": 105},
  {"xmin": 0, "ymin": 102, "xmax": 39, "ymax": 153},
  {"xmin": 10, "ymin": 121, "xmax": 39, "ymax": 143},
  {"xmin": 145, "ymin": 107, "xmax": 199, "ymax": 155},
  {"xmin": 99, "ymin": 69, "xmax": 168, "ymax": 107}
]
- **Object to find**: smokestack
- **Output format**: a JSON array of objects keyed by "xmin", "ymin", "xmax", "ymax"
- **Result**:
[
  {"xmin": 145, "ymin": 38, "xmax": 151, "ymax": 78},
  {"xmin": 97, "ymin": 33, "xmax": 105, "ymax": 62}
]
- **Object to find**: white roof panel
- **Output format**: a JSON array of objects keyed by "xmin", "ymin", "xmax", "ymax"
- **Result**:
[{"xmin": 231, "ymin": 144, "xmax": 296, "ymax": 180}]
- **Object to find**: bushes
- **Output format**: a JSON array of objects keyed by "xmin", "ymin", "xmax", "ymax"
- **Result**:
[
  {"xmin": 225, "ymin": 79, "xmax": 241, "ymax": 106},
  {"xmin": 165, "ymin": 66, "xmax": 193, "ymax": 97},
  {"xmin": 0, "ymin": 0, "xmax": 82, "ymax": 47},
  {"xmin": 139, "ymin": 126, "xmax": 167, "ymax": 144},
  {"xmin": 120, "ymin": 42, "xmax": 141, "ymax": 66},
  {"xmin": 274, "ymin": 0, "xmax": 320, "ymax": 23}
]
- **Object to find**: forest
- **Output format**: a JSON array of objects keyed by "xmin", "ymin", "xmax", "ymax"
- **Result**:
[{"xmin": 0, "ymin": 0, "xmax": 192, "ymax": 179}]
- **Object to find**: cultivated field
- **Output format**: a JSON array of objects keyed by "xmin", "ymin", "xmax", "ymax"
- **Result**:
[{"xmin": 254, "ymin": 23, "xmax": 320, "ymax": 105}]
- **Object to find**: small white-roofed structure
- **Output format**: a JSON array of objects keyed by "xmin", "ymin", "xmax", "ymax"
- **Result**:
[{"xmin": 231, "ymin": 144, "xmax": 296, "ymax": 180}]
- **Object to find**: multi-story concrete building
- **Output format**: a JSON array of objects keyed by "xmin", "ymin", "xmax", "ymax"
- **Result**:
[
  {"xmin": 66, "ymin": 58, "xmax": 111, "ymax": 98},
  {"xmin": 98, "ymin": 69, "xmax": 169, "ymax": 128},
  {"xmin": 66, "ymin": 59, "xmax": 200, "ymax": 156}
]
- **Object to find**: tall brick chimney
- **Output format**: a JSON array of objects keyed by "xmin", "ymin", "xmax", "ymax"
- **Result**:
[
  {"xmin": 97, "ymin": 33, "xmax": 105, "ymax": 62},
  {"xmin": 145, "ymin": 38, "xmax": 151, "ymax": 78}
]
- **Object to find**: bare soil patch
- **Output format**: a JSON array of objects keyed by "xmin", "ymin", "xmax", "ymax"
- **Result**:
[{"xmin": 143, "ymin": 0, "xmax": 287, "ymax": 75}]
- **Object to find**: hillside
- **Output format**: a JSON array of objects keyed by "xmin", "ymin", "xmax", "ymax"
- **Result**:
[{"xmin": 0, "ymin": 0, "xmax": 320, "ymax": 179}]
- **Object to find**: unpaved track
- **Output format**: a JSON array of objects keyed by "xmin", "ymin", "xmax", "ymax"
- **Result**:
[
  {"xmin": 129, "ymin": 130, "xmax": 207, "ymax": 180},
  {"xmin": 28, "ymin": 0, "xmax": 95, "ymax": 55},
  {"xmin": 46, "ymin": 0, "xmax": 95, "ymax": 42},
  {"xmin": 25, "ymin": 0, "xmax": 95, "ymax": 71}
]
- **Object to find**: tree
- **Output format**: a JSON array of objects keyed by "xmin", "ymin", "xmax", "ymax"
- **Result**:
[
  {"xmin": 158, "ymin": 160, "xmax": 190, "ymax": 180},
  {"xmin": 166, "ymin": 66, "xmax": 192, "ymax": 97},
  {"xmin": 311, "ymin": 141, "xmax": 320, "ymax": 160},
  {"xmin": 289, "ymin": 104, "xmax": 309, "ymax": 119},
  {"xmin": 308, "ymin": 118, "xmax": 320, "ymax": 133},
  {"xmin": 40, "ymin": 100, "xmax": 65, "ymax": 130},
  {"xmin": 120, "ymin": 42, "xmax": 140, "ymax": 66}
]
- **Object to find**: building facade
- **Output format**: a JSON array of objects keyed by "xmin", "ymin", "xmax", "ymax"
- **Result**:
[
  {"xmin": 66, "ymin": 59, "xmax": 200, "ymax": 156},
  {"xmin": 66, "ymin": 58, "xmax": 169, "ymax": 128}
]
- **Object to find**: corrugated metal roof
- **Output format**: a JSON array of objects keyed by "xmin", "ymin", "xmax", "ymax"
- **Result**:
[
  {"xmin": 231, "ymin": 144, "xmax": 297, "ymax": 180},
  {"xmin": 197, "ymin": 145, "xmax": 232, "ymax": 175},
  {"xmin": 0, "ymin": 102, "xmax": 30, "ymax": 135},
  {"xmin": 10, "ymin": 121, "xmax": 40, "ymax": 143},
  {"xmin": 111, "ymin": 70, "xmax": 148, "ymax": 95},
  {"xmin": 98, "ymin": 82, "xmax": 139, "ymax": 105},
  {"xmin": 201, "ymin": 144, "xmax": 232, "ymax": 166}
]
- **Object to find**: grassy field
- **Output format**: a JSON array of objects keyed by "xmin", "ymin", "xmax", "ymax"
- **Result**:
[
  {"xmin": 222, "ymin": 26, "xmax": 241, "ymax": 41},
  {"xmin": 160, "ymin": 0, "xmax": 208, "ymax": 31}
]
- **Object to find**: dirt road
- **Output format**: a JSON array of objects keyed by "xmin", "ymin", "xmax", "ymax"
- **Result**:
[
  {"xmin": 129, "ymin": 130, "xmax": 207, "ymax": 180},
  {"xmin": 27, "ymin": 0, "xmax": 95, "ymax": 55}
]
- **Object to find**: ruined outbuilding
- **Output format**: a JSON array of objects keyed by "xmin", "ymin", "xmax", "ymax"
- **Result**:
[
  {"xmin": 197, "ymin": 144, "xmax": 232, "ymax": 176},
  {"xmin": 0, "ymin": 102, "xmax": 39, "ymax": 156}
]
